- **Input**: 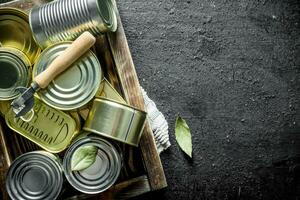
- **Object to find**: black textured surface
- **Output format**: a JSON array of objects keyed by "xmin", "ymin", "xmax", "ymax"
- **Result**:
[{"xmin": 117, "ymin": 0, "xmax": 300, "ymax": 199}]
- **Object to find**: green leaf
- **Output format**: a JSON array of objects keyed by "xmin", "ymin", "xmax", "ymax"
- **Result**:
[
  {"xmin": 175, "ymin": 115, "xmax": 192, "ymax": 158},
  {"xmin": 71, "ymin": 145, "xmax": 98, "ymax": 171}
]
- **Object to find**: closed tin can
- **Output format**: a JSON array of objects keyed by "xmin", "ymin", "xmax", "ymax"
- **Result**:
[
  {"xmin": 83, "ymin": 98, "xmax": 147, "ymax": 146},
  {"xmin": 63, "ymin": 135, "xmax": 122, "ymax": 194},
  {"xmin": 29, "ymin": 0, "xmax": 117, "ymax": 48},
  {"xmin": 6, "ymin": 151, "xmax": 63, "ymax": 200},
  {"xmin": 33, "ymin": 42, "xmax": 102, "ymax": 111},
  {"xmin": 0, "ymin": 47, "xmax": 30, "ymax": 100},
  {"xmin": 0, "ymin": 8, "xmax": 41, "ymax": 64},
  {"xmin": 5, "ymin": 97, "xmax": 80, "ymax": 153}
]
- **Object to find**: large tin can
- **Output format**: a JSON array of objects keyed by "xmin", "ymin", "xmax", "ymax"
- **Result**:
[
  {"xmin": 83, "ymin": 97, "xmax": 147, "ymax": 146},
  {"xmin": 29, "ymin": 0, "xmax": 117, "ymax": 48},
  {"xmin": 63, "ymin": 135, "xmax": 122, "ymax": 194},
  {"xmin": 0, "ymin": 47, "xmax": 30, "ymax": 100},
  {"xmin": 0, "ymin": 8, "xmax": 41, "ymax": 64},
  {"xmin": 33, "ymin": 42, "xmax": 102, "ymax": 111},
  {"xmin": 6, "ymin": 151, "xmax": 63, "ymax": 200},
  {"xmin": 5, "ymin": 97, "xmax": 81, "ymax": 153}
]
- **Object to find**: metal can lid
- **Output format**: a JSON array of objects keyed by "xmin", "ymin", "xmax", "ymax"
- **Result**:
[
  {"xmin": 0, "ymin": 47, "xmax": 30, "ymax": 100},
  {"xmin": 5, "ymin": 97, "xmax": 81, "ymax": 153},
  {"xmin": 0, "ymin": 8, "xmax": 41, "ymax": 64},
  {"xmin": 6, "ymin": 151, "xmax": 63, "ymax": 200},
  {"xmin": 33, "ymin": 42, "xmax": 102, "ymax": 110},
  {"xmin": 96, "ymin": 0, "xmax": 117, "ymax": 32},
  {"xmin": 63, "ymin": 135, "xmax": 122, "ymax": 194}
]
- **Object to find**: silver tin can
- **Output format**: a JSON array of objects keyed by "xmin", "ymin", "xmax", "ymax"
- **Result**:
[
  {"xmin": 0, "ymin": 47, "xmax": 30, "ymax": 100},
  {"xmin": 29, "ymin": 0, "xmax": 117, "ymax": 48},
  {"xmin": 32, "ymin": 42, "xmax": 102, "ymax": 111},
  {"xmin": 6, "ymin": 151, "xmax": 63, "ymax": 200},
  {"xmin": 63, "ymin": 135, "xmax": 122, "ymax": 194}
]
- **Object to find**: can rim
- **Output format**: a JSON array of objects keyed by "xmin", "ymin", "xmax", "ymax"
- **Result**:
[
  {"xmin": 63, "ymin": 136, "xmax": 122, "ymax": 194},
  {"xmin": 95, "ymin": 0, "xmax": 118, "ymax": 32},
  {"xmin": 0, "ymin": 47, "xmax": 31, "ymax": 100},
  {"xmin": 0, "ymin": 7, "xmax": 42, "ymax": 63},
  {"xmin": 94, "ymin": 97, "xmax": 148, "ymax": 115}
]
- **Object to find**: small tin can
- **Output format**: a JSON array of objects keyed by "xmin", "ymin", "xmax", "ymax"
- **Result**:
[
  {"xmin": 33, "ymin": 42, "xmax": 102, "ymax": 111},
  {"xmin": 5, "ymin": 97, "xmax": 81, "ymax": 153},
  {"xmin": 0, "ymin": 47, "xmax": 30, "ymax": 100},
  {"xmin": 96, "ymin": 78, "xmax": 127, "ymax": 104},
  {"xmin": 0, "ymin": 8, "xmax": 41, "ymax": 64},
  {"xmin": 29, "ymin": 0, "xmax": 117, "ymax": 48},
  {"xmin": 83, "ymin": 97, "xmax": 147, "ymax": 147},
  {"xmin": 6, "ymin": 151, "xmax": 63, "ymax": 200},
  {"xmin": 63, "ymin": 135, "xmax": 122, "ymax": 194}
]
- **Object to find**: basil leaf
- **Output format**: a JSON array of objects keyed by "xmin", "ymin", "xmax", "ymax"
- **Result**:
[
  {"xmin": 175, "ymin": 115, "xmax": 192, "ymax": 158},
  {"xmin": 71, "ymin": 145, "xmax": 98, "ymax": 171}
]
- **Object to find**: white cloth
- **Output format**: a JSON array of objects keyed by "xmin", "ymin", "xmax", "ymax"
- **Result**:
[{"xmin": 141, "ymin": 88, "xmax": 171, "ymax": 154}]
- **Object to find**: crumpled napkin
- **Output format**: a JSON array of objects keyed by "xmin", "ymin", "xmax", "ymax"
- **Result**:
[{"xmin": 141, "ymin": 88, "xmax": 171, "ymax": 154}]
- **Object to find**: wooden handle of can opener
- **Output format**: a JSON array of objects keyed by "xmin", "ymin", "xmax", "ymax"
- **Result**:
[{"xmin": 34, "ymin": 32, "xmax": 96, "ymax": 89}]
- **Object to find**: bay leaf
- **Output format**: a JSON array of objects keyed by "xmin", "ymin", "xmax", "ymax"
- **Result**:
[
  {"xmin": 71, "ymin": 145, "xmax": 98, "ymax": 171},
  {"xmin": 175, "ymin": 115, "xmax": 192, "ymax": 158}
]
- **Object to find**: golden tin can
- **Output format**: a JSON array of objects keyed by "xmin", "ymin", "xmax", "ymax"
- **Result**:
[
  {"xmin": 0, "ymin": 8, "xmax": 41, "ymax": 64},
  {"xmin": 32, "ymin": 42, "xmax": 103, "ymax": 111},
  {"xmin": 5, "ymin": 97, "xmax": 81, "ymax": 153},
  {"xmin": 0, "ymin": 100, "xmax": 10, "ymax": 117},
  {"xmin": 83, "ymin": 97, "xmax": 147, "ymax": 147},
  {"xmin": 96, "ymin": 78, "xmax": 126, "ymax": 104},
  {"xmin": 0, "ymin": 47, "xmax": 31, "ymax": 100}
]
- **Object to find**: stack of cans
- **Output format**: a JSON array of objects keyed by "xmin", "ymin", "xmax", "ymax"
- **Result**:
[{"xmin": 0, "ymin": 0, "xmax": 148, "ymax": 199}]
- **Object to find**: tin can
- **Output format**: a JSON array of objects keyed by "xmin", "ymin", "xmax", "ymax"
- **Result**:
[
  {"xmin": 0, "ymin": 8, "xmax": 41, "ymax": 64},
  {"xmin": 96, "ymin": 78, "xmax": 126, "ymax": 104},
  {"xmin": 83, "ymin": 97, "xmax": 147, "ymax": 147},
  {"xmin": 0, "ymin": 47, "xmax": 30, "ymax": 100},
  {"xmin": 33, "ymin": 42, "xmax": 102, "ymax": 111},
  {"xmin": 5, "ymin": 97, "xmax": 81, "ymax": 153},
  {"xmin": 0, "ymin": 101, "xmax": 10, "ymax": 117},
  {"xmin": 6, "ymin": 151, "xmax": 63, "ymax": 200},
  {"xmin": 79, "ymin": 79, "xmax": 125, "ymax": 120},
  {"xmin": 63, "ymin": 135, "xmax": 122, "ymax": 194},
  {"xmin": 29, "ymin": 0, "xmax": 117, "ymax": 48}
]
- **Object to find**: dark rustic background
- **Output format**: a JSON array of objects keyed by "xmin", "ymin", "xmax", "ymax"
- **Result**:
[
  {"xmin": 0, "ymin": 0, "xmax": 299, "ymax": 199},
  {"xmin": 117, "ymin": 0, "xmax": 300, "ymax": 199}
]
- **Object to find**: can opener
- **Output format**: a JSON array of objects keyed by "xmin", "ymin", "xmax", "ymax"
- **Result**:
[{"xmin": 11, "ymin": 31, "xmax": 96, "ymax": 118}]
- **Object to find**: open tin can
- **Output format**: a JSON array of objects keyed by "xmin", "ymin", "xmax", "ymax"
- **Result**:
[
  {"xmin": 33, "ymin": 42, "xmax": 102, "ymax": 111},
  {"xmin": 6, "ymin": 151, "xmax": 63, "ymax": 200},
  {"xmin": 29, "ymin": 0, "xmax": 117, "ymax": 48},
  {"xmin": 5, "ymin": 97, "xmax": 81, "ymax": 153},
  {"xmin": 0, "ymin": 47, "xmax": 31, "ymax": 100},
  {"xmin": 0, "ymin": 8, "xmax": 41, "ymax": 64},
  {"xmin": 63, "ymin": 134, "xmax": 122, "ymax": 194},
  {"xmin": 83, "ymin": 97, "xmax": 147, "ymax": 146}
]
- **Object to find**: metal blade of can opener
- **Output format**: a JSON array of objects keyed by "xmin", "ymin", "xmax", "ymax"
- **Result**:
[{"xmin": 11, "ymin": 31, "xmax": 96, "ymax": 117}]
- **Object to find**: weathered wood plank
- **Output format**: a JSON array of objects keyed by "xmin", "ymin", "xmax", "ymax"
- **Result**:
[
  {"xmin": 0, "ymin": 120, "xmax": 10, "ymax": 200},
  {"xmin": 0, "ymin": 0, "xmax": 49, "ymax": 12},
  {"xmin": 107, "ymin": 1, "xmax": 167, "ymax": 190}
]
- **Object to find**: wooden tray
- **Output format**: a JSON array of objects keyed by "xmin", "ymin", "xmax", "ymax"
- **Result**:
[{"xmin": 0, "ymin": 0, "xmax": 167, "ymax": 199}]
